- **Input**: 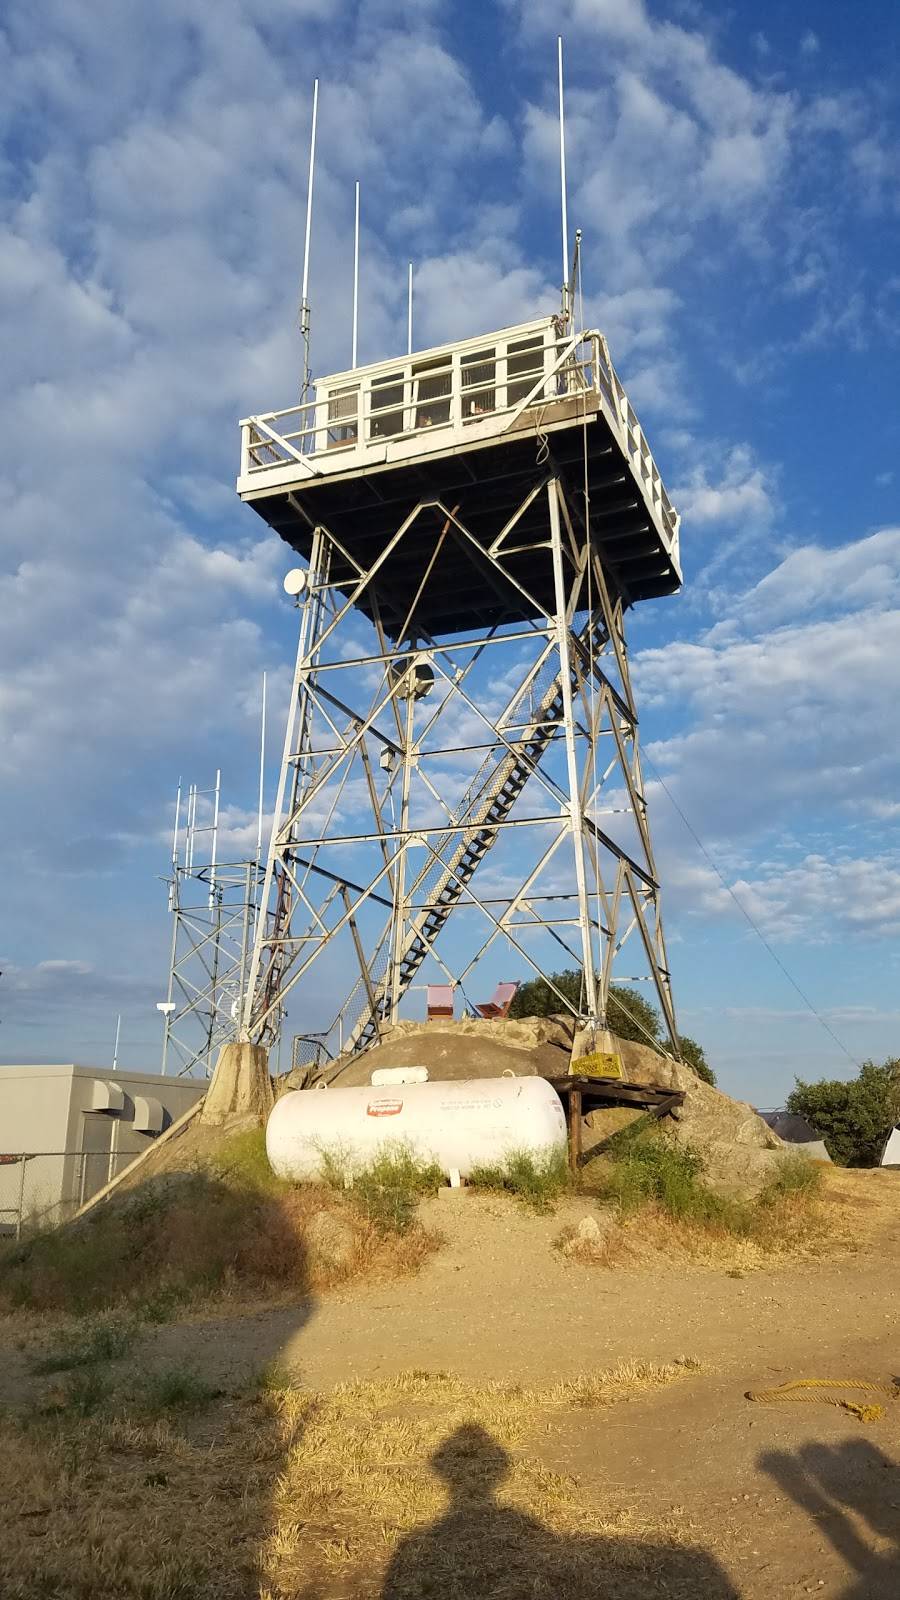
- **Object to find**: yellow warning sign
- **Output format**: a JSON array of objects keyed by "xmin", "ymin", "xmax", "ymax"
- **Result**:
[{"xmin": 572, "ymin": 1051, "xmax": 624, "ymax": 1080}]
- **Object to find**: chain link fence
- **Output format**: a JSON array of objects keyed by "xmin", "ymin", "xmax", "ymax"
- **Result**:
[{"xmin": 0, "ymin": 1145, "xmax": 147, "ymax": 1238}]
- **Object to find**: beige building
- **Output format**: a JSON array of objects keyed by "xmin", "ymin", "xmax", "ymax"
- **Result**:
[{"xmin": 0, "ymin": 1065, "xmax": 204, "ymax": 1232}]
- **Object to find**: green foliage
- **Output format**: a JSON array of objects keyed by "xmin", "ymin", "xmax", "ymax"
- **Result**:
[
  {"xmin": 468, "ymin": 1147, "xmax": 571, "ymax": 1212},
  {"xmin": 208, "ymin": 1128, "xmax": 288, "ymax": 1195},
  {"xmin": 60, "ymin": 1369, "xmax": 106, "ymax": 1417},
  {"xmin": 507, "ymin": 968, "xmax": 583, "ymax": 1018},
  {"xmin": 324, "ymin": 1144, "xmax": 444, "ymax": 1234},
  {"xmin": 31, "ymin": 1311, "xmax": 137, "ymax": 1374},
  {"xmin": 0, "ymin": 1162, "xmax": 312, "ymax": 1316},
  {"xmin": 759, "ymin": 1154, "xmax": 823, "ymax": 1204},
  {"xmin": 597, "ymin": 1131, "xmax": 718, "ymax": 1218},
  {"xmin": 138, "ymin": 1366, "xmax": 220, "ymax": 1415},
  {"xmin": 787, "ymin": 1059, "xmax": 900, "ymax": 1166},
  {"xmin": 676, "ymin": 1034, "xmax": 717, "ymax": 1087},
  {"xmin": 507, "ymin": 968, "xmax": 717, "ymax": 1084}
]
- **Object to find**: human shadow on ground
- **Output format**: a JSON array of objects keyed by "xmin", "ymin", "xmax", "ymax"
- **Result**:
[
  {"xmin": 380, "ymin": 1422, "xmax": 741, "ymax": 1600},
  {"xmin": 762, "ymin": 1439, "xmax": 900, "ymax": 1599}
]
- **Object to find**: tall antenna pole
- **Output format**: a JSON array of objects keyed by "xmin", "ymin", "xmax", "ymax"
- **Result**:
[
  {"xmin": 352, "ymin": 181, "xmax": 360, "ymax": 368},
  {"xmin": 557, "ymin": 36, "xmax": 570, "ymax": 324},
  {"xmin": 407, "ymin": 262, "xmax": 413, "ymax": 356},
  {"xmin": 208, "ymin": 768, "xmax": 221, "ymax": 909},
  {"xmin": 171, "ymin": 779, "xmax": 182, "ymax": 868},
  {"xmin": 257, "ymin": 671, "xmax": 267, "ymax": 865},
  {"xmin": 186, "ymin": 784, "xmax": 196, "ymax": 872},
  {"xmin": 169, "ymin": 778, "xmax": 182, "ymax": 911},
  {"xmin": 112, "ymin": 1014, "xmax": 121, "ymax": 1072},
  {"xmin": 300, "ymin": 78, "xmax": 319, "ymax": 399}
]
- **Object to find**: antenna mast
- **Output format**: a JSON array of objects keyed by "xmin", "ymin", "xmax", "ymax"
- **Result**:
[
  {"xmin": 407, "ymin": 262, "xmax": 413, "ymax": 355},
  {"xmin": 557, "ymin": 36, "xmax": 570, "ymax": 327},
  {"xmin": 352, "ymin": 182, "xmax": 360, "ymax": 368},
  {"xmin": 299, "ymin": 78, "xmax": 319, "ymax": 399},
  {"xmin": 257, "ymin": 671, "xmax": 267, "ymax": 865}
]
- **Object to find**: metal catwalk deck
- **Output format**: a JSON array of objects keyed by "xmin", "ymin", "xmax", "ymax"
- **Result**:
[{"xmin": 237, "ymin": 318, "xmax": 681, "ymax": 637}]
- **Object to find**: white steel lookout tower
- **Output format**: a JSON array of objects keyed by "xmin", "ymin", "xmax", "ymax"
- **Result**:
[{"xmin": 237, "ymin": 313, "xmax": 683, "ymax": 1072}]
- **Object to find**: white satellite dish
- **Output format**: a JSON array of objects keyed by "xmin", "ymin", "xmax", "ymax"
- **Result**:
[{"xmin": 284, "ymin": 568, "xmax": 308, "ymax": 596}]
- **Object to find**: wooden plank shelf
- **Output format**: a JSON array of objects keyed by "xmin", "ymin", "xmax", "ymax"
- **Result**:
[{"xmin": 546, "ymin": 1076, "xmax": 685, "ymax": 1172}]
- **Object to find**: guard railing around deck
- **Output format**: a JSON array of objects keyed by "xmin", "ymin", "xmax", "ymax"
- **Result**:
[{"xmin": 238, "ymin": 324, "xmax": 680, "ymax": 554}]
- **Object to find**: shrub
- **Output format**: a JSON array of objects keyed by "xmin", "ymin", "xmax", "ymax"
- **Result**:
[
  {"xmin": 468, "ymin": 1148, "xmax": 571, "ymax": 1212},
  {"xmin": 31, "ymin": 1310, "xmax": 137, "ymax": 1374},
  {"xmin": 787, "ymin": 1060, "xmax": 900, "ymax": 1166},
  {"xmin": 324, "ymin": 1144, "xmax": 444, "ymax": 1234},
  {"xmin": 594, "ymin": 1130, "xmax": 747, "ymax": 1230},
  {"xmin": 759, "ymin": 1154, "xmax": 824, "ymax": 1204},
  {"xmin": 138, "ymin": 1366, "xmax": 220, "ymax": 1415}
]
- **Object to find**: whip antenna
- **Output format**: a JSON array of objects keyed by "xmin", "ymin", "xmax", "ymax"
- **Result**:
[
  {"xmin": 352, "ymin": 181, "xmax": 360, "ymax": 368},
  {"xmin": 299, "ymin": 78, "xmax": 319, "ymax": 399},
  {"xmin": 407, "ymin": 262, "xmax": 414, "ymax": 355},
  {"xmin": 557, "ymin": 36, "xmax": 570, "ymax": 325}
]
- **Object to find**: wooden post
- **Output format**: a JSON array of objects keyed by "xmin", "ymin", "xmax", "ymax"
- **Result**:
[{"xmin": 568, "ymin": 1086, "xmax": 582, "ymax": 1173}]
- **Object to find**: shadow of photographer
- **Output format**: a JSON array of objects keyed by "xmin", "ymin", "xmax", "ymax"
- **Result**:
[{"xmin": 380, "ymin": 1421, "xmax": 740, "ymax": 1600}]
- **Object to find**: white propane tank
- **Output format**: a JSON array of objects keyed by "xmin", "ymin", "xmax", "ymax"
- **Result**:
[{"xmin": 266, "ymin": 1075, "xmax": 567, "ymax": 1182}]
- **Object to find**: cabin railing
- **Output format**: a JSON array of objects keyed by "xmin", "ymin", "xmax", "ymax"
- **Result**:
[{"xmin": 238, "ymin": 325, "xmax": 679, "ymax": 551}]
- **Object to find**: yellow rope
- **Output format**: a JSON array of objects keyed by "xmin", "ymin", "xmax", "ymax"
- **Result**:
[{"xmin": 746, "ymin": 1378, "xmax": 900, "ymax": 1423}]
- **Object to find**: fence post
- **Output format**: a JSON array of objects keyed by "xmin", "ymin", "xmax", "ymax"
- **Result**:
[{"xmin": 15, "ymin": 1156, "xmax": 26, "ymax": 1241}]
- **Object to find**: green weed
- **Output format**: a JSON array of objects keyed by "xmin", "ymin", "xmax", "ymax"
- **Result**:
[
  {"xmin": 60, "ymin": 1369, "xmax": 105, "ymax": 1416},
  {"xmin": 591, "ymin": 1130, "xmax": 752, "ymax": 1231},
  {"xmin": 322, "ymin": 1143, "xmax": 443, "ymax": 1234},
  {"xmin": 138, "ymin": 1366, "xmax": 220, "ymax": 1415},
  {"xmin": 468, "ymin": 1147, "xmax": 571, "ymax": 1212},
  {"xmin": 759, "ymin": 1153, "xmax": 824, "ymax": 1204},
  {"xmin": 208, "ymin": 1128, "xmax": 288, "ymax": 1195},
  {"xmin": 31, "ymin": 1311, "xmax": 138, "ymax": 1374}
]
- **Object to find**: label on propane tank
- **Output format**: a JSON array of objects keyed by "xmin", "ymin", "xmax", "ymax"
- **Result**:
[{"xmin": 366, "ymin": 1098, "xmax": 403, "ymax": 1117}]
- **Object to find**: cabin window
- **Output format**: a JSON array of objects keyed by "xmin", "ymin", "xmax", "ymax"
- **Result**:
[
  {"xmin": 369, "ymin": 372, "xmax": 405, "ymax": 438},
  {"xmin": 506, "ymin": 335, "xmax": 545, "ymax": 407},
  {"xmin": 326, "ymin": 384, "xmax": 359, "ymax": 447},
  {"xmin": 462, "ymin": 348, "xmax": 496, "ymax": 416},
  {"xmin": 413, "ymin": 359, "xmax": 452, "ymax": 429}
]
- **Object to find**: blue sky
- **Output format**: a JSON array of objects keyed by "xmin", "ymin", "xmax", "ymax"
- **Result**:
[{"xmin": 1, "ymin": 0, "xmax": 899, "ymax": 1103}]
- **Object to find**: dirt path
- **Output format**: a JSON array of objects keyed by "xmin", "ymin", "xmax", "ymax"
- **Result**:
[
  {"xmin": 4, "ymin": 1180, "xmax": 900, "ymax": 1595},
  {"xmin": 145, "ymin": 1187, "xmax": 900, "ymax": 1595}
]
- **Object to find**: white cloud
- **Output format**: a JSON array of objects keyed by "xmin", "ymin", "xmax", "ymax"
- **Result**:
[
  {"xmin": 636, "ymin": 528, "xmax": 900, "ymax": 857},
  {"xmin": 737, "ymin": 527, "xmax": 900, "ymax": 625},
  {"xmin": 673, "ymin": 445, "xmax": 775, "ymax": 529},
  {"xmin": 800, "ymin": 30, "xmax": 820, "ymax": 57}
]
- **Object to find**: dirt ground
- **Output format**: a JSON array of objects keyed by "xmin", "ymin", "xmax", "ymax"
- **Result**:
[{"xmin": 3, "ymin": 1168, "xmax": 900, "ymax": 1597}]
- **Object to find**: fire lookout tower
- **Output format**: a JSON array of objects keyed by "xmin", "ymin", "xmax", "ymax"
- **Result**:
[{"xmin": 237, "ymin": 312, "xmax": 683, "ymax": 1071}]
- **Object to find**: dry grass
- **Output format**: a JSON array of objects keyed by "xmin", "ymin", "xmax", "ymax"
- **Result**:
[
  {"xmin": 0, "ymin": 1363, "xmax": 702, "ymax": 1599},
  {"xmin": 558, "ymin": 1157, "xmax": 864, "ymax": 1274},
  {"xmin": 0, "ymin": 1132, "xmax": 440, "ymax": 1320}
]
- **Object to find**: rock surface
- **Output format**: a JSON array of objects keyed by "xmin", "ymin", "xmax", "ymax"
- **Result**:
[{"xmin": 318, "ymin": 1016, "xmax": 572, "ymax": 1089}]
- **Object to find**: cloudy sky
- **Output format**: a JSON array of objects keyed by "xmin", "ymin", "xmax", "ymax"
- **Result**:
[{"xmin": 2, "ymin": 0, "xmax": 898, "ymax": 1103}]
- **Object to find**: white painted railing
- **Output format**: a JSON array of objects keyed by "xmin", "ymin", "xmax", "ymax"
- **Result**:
[{"xmin": 238, "ymin": 320, "xmax": 679, "ymax": 552}]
